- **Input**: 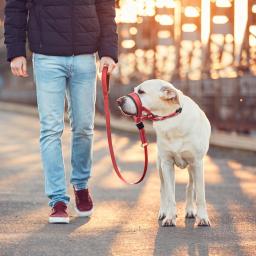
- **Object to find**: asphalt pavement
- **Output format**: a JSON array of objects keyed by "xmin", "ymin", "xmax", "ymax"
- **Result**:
[{"xmin": 0, "ymin": 110, "xmax": 255, "ymax": 256}]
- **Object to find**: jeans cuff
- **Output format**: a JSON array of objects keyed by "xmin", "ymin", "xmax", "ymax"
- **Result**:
[
  {"xmin": 73, "ymin": 182, "xmax": 88, "ymax": 191},
  {"xmin": 49, "ymin": 195, "xmax": 70, "ymax": 208}
]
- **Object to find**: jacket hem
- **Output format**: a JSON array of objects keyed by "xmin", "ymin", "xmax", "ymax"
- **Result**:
[{"xmin": 29, "ymin": 44, "xmax": 99, "ymax": 57}]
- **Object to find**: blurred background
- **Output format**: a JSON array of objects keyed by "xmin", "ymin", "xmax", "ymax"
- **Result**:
[{"xmin": 0, "ymin": 0, "xmax": 256, "ymax": 135}]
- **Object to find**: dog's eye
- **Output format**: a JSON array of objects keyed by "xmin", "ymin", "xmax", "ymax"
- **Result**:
[{"xmin": 138, "ymin": 89, "xmax": 145, "ymax": 94}]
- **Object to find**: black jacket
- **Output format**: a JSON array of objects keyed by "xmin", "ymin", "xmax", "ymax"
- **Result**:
[{"xmin": 4, "ymin": 0, "xmax": 118, "ymax": 63}]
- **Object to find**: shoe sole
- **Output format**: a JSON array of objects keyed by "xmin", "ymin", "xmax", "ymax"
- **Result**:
[
  {"xmin": 74, "ymin": 205, "xmax": 93, "ymax": 217},
  {"xmin": 49, "ymin": 217, "xmax": 70, "ymax": 224}
]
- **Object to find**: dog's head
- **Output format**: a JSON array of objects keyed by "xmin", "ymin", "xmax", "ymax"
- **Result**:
[{"xmin": 116, "ymin": 79, "xmax": 181, "ymax": 116}]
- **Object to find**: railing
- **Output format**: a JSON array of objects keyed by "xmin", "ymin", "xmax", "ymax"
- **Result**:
[
  {"xmin": 110, "ymin": 0, "xmax": 256, "ymax": 131},
  {"xmin": 114, "ymin": 0, "xmax": 256, "ymax": 81},
  {"xmin": 0, "ymin": 0, "xmax": 256, "ymax": 132}
]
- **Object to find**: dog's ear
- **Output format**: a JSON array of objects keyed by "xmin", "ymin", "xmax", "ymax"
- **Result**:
[{"xmin": 160, "ymin": 86, "xmax": 177, "ymax": 100}]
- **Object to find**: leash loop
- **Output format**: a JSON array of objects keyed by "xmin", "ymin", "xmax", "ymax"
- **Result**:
[{"xmin": 101, "ymin": 66, "xmax": 149, "ymax": 185}]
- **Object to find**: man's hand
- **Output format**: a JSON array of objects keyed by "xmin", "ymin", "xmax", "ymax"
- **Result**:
[
  {"xmin": 99, "ymin": 56, "xmax": 117, "ymax": 74},
  {"xmin": 10, "ymin": 56, "xmax": 29, "ymax": 77}
]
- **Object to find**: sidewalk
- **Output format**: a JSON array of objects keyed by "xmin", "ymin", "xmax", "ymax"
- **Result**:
[
  {"xmin": 0, "ymin": 101, "xmax": 256, "ymax": 152},
  {"xmin": 0, "ymin": 109, "xmax": 255, "ymax": 256}
]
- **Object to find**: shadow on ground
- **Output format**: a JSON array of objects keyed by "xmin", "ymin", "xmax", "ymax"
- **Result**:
[{"xmin": 0, "ymin": 111, "xmax": 255, "ymax": 256}]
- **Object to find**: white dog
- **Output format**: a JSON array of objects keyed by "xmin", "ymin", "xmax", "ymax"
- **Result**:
[{"xmin": 117, "ymin": 79, "xmax": 211, "ymax": 227}]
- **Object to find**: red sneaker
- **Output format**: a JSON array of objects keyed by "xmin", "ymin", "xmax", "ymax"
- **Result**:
[
  {"xmin": 49, "ymin": 201, "xmax": 69, "ymax": 224},
  {"xmin": 73, "ymin": 186, "xmax": 93, "ymax": 217}
]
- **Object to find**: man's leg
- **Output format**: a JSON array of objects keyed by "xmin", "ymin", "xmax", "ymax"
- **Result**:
[
  {"xmin": 65, "ymin": 53, "xmax": 97, "ymax": 190},
  {"xmin": 32, "ymin": 53, "xmax": 70, "ymax": 208}
]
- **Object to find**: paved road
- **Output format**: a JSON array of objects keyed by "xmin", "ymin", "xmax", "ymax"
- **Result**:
[{"xmin": 0, "ymin": 110, "xmax": 255, "ymax": 256}]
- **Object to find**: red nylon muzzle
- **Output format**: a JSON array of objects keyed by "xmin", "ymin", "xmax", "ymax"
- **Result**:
[
  {"xmin": 126, "ymin": 92, "xmax": 183, "ymax": 122},
  {"xmin": 126, "ymin": 92, "xmax": 153, "ymax": 123}
]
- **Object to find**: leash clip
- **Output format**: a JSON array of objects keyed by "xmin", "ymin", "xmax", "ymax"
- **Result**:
[{"xmin": 136, "ymin": 121, "xmax": 144, "ymax": 130}]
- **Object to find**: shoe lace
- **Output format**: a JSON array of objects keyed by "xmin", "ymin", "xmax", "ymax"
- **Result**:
[
  {"xmin": 53, "ymin": 202, "xmax": 67, "ymax": 213},
  {"xmin": 75, "ymin": 189, "xmax": 91, "ymax": 204}
]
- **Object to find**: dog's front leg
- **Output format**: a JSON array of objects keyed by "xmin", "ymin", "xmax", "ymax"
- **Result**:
[
  {"xmin": 185, "ymin": 168, "xmax": 196, "ymax": 218},
  {"xmin": 191, "ymin": 159, "xmax": 210, "ymax": 226},
  {"xmin": 157, "ymin": 155, "xmax": 166, "ymax": 220},
  {"xmin": 161, "ymin": 159, "xmax": 176, "ymax": 227}
]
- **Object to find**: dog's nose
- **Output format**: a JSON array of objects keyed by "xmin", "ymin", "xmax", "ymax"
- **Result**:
[{"xmin": 116, "ymin": 96, "xmax": 126, "ymax": 106}]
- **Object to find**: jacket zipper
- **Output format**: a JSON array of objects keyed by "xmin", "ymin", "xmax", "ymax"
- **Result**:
[{"xmin": 71, "ymin": 0, "xmax": 74, "ymax": 55}]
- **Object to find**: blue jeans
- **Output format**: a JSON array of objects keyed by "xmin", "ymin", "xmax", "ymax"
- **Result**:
[{"xmin": 32, "ymin": 52, "xmax": 97, "ymax": 207}]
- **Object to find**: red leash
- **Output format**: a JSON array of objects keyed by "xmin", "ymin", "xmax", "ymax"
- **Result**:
[{"xmin": 101, "ymin": 66, "xmax": 149, "ymax": 184}]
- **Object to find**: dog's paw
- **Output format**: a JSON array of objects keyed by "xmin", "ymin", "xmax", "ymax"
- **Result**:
[
  {"xmin": 185, "ymin": 208, "xmax": 196, "ymax": 219},
  {"xmin": 161, "ymin": 216, "xmax": 176, "ymax": 227},
  {"xmin": 196, "ymin": 208, "xmax": 210, "ymax": 226},
  {"xmin": 197, "ymin": 218, "xmax": 211, "ymax": 227},
  {"xmin": 158, "ymin": 210, "xmax": 166, "ymax": 220}
]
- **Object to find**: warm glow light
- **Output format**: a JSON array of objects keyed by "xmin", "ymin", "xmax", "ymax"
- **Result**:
[
  {"xmin": 250, "ymin": 26, "xmax": 256, "ymax": 36},
  {"xmin": 116, "ymin": 1, "xmax": 137, "ymax": 23},
  {"xmin": 145, "ymin": 8, "xmax": 155, "ymax": 16},
  {"xmin": 135, "ymin": 49, "xmax": 144, "ymax": 57},
  {"xmin": 225, "ymin": 33, "xmax": 233, "ymax": 43},
  {"xmin": 249, "ymin": 35, "xmax": 256, "ymax": 46},
  {"xmin": 252, "ymin": 4, "xmax": 256, "ymax": 13},
  {"xmin": 121, "ymin": 29, "xmax": 130, "ymax": 37},
  {"xmin": 165, "ymin": 0, "xmax": 176, "ymax": 8},
  {"xmin": 184, "ymin": 6, "xmax": 200, "ymax": 17},
  {"xmin": 137, "ymin": 17, "xmax": 143, "ymax": 24},
  {"xmin": 227, "ymin": 161, "xmax": 256, "ymax": 200},
  {"xmin": 216, "ymin": 0, "xmax": 232, "ymax": 8},
  {"xmin": 155, "ymin": 0, "xmax": 176, "ymax": 8},
  {"xmin": 145, "ymin": 49, "xmax": 155, "ymax": 58},
  {"xmin": 182, "ymin": 24, "xmax": 197, "ymax": 33},
  {"xmin": 143, "ymin": 0, "xmax": 155, "ymax": 16},
  {"xmin": 129, "ymin": 27, "xmax": 137, "ymax": 35},
  {"xmin": 201, "ymin": 0, "xmax": 210, "ymax": 45},
  {"xmin": 158, "ymin": 30, "xmax": 171, "ymax": 38},
  {"xmin": 234, "ymin": 0, "xmax": 248, "ymax": 63},
  {"xmin": 115, "ymin": 0, "xmax": 249, "ymax": 76},
  {"xmin": 213, "ymin": 15, "xmax": 229, "ymax": 24},
  {"xmin": 121, "ymin": 40, "xmax": 135, "ymax": 49},
  {"xmin": 155, "ymin": 15, "xmax": 174, "ymax": 25}
]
